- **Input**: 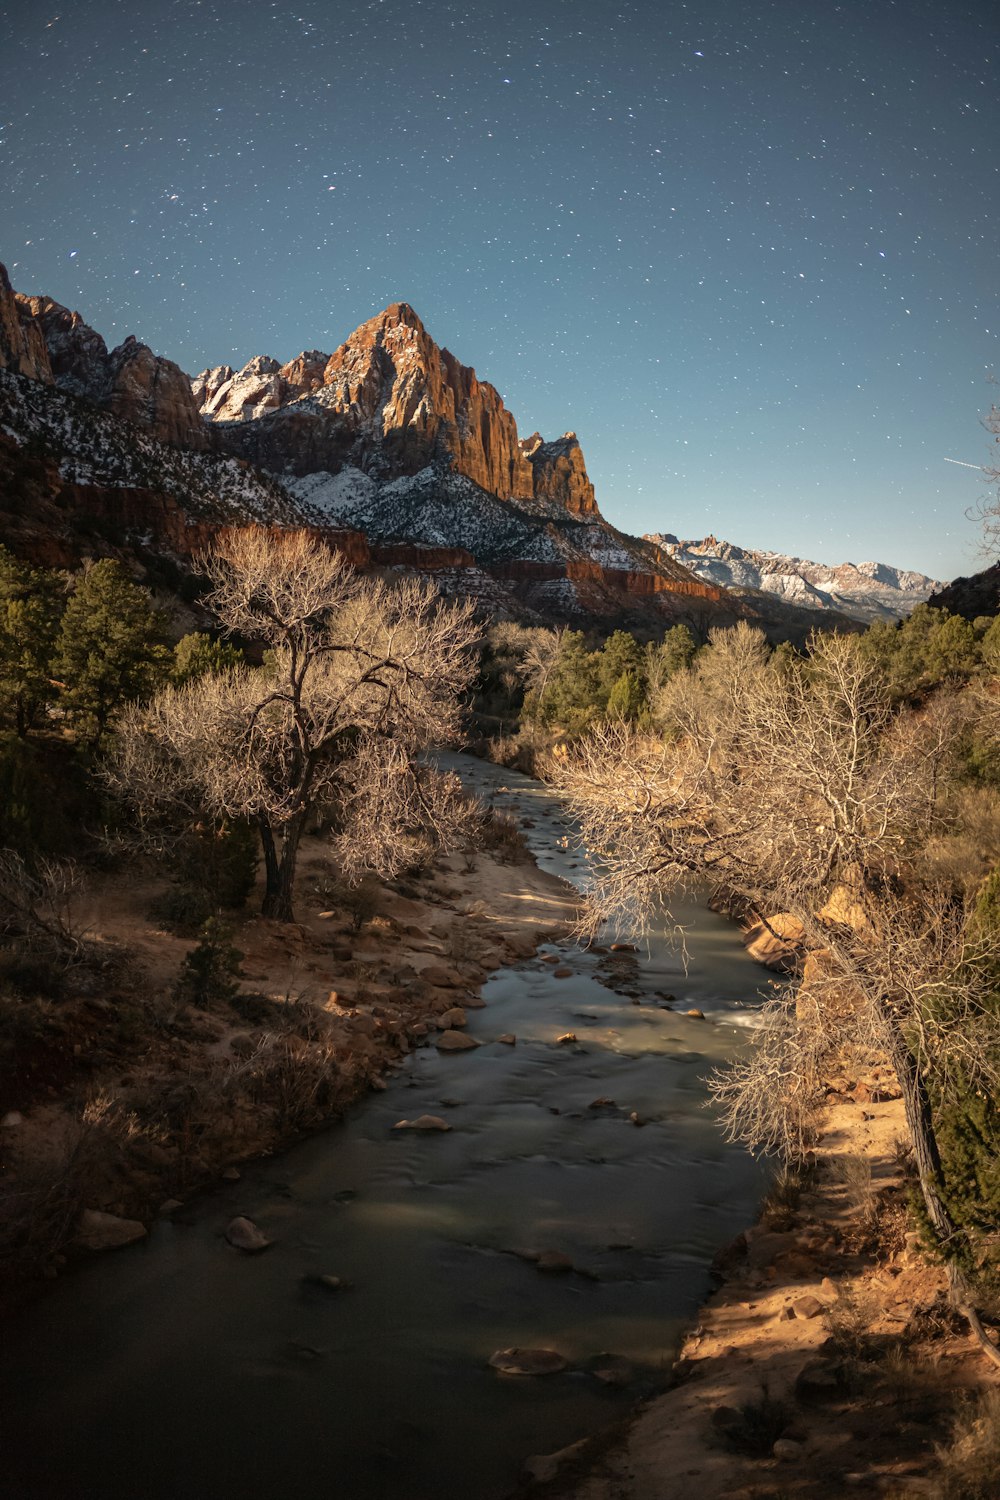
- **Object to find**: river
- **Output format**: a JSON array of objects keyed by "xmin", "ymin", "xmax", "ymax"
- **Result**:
[{"xmin": 0, "ymin": 755, "xmax": 769, "ymax": 1500}]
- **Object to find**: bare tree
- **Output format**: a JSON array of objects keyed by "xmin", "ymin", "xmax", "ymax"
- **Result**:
[
  {"xmin": 109, "ymin": 529, "xmax": 481, "ymax": 921},
  {"xmin": 554, "ymin": 628, "xmax": 1000, "ymax": 1365},
  {"xmin": 969, "ymin": 401, "xmax": 1000, "ymax": 556}
]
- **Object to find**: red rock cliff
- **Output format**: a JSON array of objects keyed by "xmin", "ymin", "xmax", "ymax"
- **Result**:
[
  {"xmin": 0, "ymin": 264, "xmax": 53, "ymax": 383},
  {"xmin": 196, "ymin": 303, "xmax": 602, "ymax": 519},
  {"xmin": 12, "ymin": 284, "xmax": 209, "ymax": 451}
]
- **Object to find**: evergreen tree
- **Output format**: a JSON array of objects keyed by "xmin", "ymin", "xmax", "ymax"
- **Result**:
[
  {"xmin": 605, "ymin": 670, "xmax": 644, "ymax": 722},
  {"xmin": 541, "ymin": 631, "xmax": 601, "ymax": 732},
  {"xmin": 54, "ymin": 561, "xmax": 169, "ymax": 744},
  {"xmin": 597, "ymin": 630, "xmax": 645, "ymax": 703},
  {"xmin": 175, "ymin": 918, "xmax": 244, "ymax": 1007},
  {"xmin": 0, "ymin": 547, "xmax": 64, "ymax": 736},
  {"xmin": 658, "ymin": 622, "xmax": 698, "ymax": 677},
  {"xmin": 171, "ymin": 631, "xmax": 244, "ymax": 686}
]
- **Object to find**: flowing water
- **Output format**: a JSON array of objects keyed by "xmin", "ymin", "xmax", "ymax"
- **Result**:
[{"xmin": 0, "ymin": 756, "xmax": 770, "ymax": 1500}]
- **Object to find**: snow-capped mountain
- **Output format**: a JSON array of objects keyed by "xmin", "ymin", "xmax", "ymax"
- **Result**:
[{"xmin": 646, "ymin": 534, "xmax": 942, "ymax": 623}]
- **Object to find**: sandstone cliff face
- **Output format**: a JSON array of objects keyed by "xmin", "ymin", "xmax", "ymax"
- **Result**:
[
  {"xmin": 520, "ymin": 431, "xmax": 598, "ymax": 518},
  {"xmin": 195, "ymin": 303, "xmax": 600, "ymax": 519},
  {"xmin": 317, "ymin": 303, "xmax": 537, "ymax": 499},
  {"xmin": 12, "ymin": 285, "xmax": 209, "ymax": 451},
  {"xmin": 0, "ymin": 265, "xmax": 53, "ymax": 382},
  {"xmin": 192, "ymin": 351, "xmax": 329, "ymax": 423}
]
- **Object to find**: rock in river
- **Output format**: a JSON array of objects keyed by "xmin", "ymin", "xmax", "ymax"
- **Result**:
[
  {"xmin": 75, "ymin": 1209, "xmax": 148, "ymax": 1252},
  {"xmin": 488, "ymin": 1347, "xmax": 568, "ymax": 1376},
  {"xmin": 436, "ymin": 1030, "xmax": 480, "ymax": 1052},
  {"xmin": 392, "ymin": 1115, "xmax": 452, "ymax": 1132},
  {"xmin": 436, "ymin": 1007, "xmax": 467, "ymax": 1029},
  {"xmin": 225, "ymin": 1216, "xmax": 272, "ymax": 1253}
]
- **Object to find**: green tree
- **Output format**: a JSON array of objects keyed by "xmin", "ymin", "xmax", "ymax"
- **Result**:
[
  {"xmin": 541, "ymin": 631, "xmax": 601, "ymax": 732},
  {"xmin": 171, "ymin": 632, "xmax": 244, "ymax": 686},
  {"xmin": 658, "ymin": 623, "xmax": 698, "ymax": 677},
  {"xmin": 597, "ymin": 630, "xmax": 645, "ymax": 703},
  {"xmin": 54, "ymin": 561, "xmax": 169, "ymax": 744},
  {"xmin": 0, "ymin": 547, "xmax": 64, "ymax": 736},
  {"xmin": 885, "ymin": 605, "xmax": 978, "ymax": 699},
  {"xmin": 605, "ymin": 670, "xmax": 644, "ymax": 722},
  {"xmin": 175, "ymin": 918, "xmax": 243, "ymax": 1007}
]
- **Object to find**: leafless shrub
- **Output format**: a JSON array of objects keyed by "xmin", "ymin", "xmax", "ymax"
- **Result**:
[
  {"xmin": 0, "ymin": 849, "xmax": 86, "ymax": 962},
  {"xmin": 708, "ymin": 990, "xmax": 827, "ymax": 1162},
  {"xmin": 823, "ymin": 1284, "xmax": 882, "ymax": 1359},
  {"xmin": 926, "ymin": 1387, "xmax": 1000, "ymax": 1499},
  {"xmin": 225, "ymin": 1032, "xmax": 342, "ymax": 1132},
  {"xmin": 477, "ymin": 808, "xmax": 529, "ymax": 864},
  {"xmin": 0, "ymin": 1145, "xmax": 86, "ymax": 1286}
]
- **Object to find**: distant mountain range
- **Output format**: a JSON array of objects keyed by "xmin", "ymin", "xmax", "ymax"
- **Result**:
[
  {"xmin": 0, "ymin": 260, "xmax": 948, "ymax": 637},
  {"xmin": 646, "ymin": 534, "xmax": 942, "ymax": 624}
]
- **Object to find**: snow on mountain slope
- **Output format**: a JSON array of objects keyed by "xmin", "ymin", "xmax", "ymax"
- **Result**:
[
  {"xmin": 646, "ymin": 534, "xmax": 942, "ymax": 623},
  {"xmin": 0, "ymin": 368, "xmax": 304, "ymax": 527}
]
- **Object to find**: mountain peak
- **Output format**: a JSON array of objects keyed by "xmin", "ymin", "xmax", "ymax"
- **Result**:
[
  {"xmin": 370, "ymin": 301, "xmax": 425, "ymax": 333},
  {"xmin": 647, "ymin": 533, "xmax": 943, "ymax": 623},
  {"xmin": 194, "ymin": 303, "xmax": 600, "ymax": 518}
]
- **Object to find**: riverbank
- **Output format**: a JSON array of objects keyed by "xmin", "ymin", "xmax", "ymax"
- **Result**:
[
  {"xmin": 525, "ymin": 1064, "xmax": 999, "ymax": 1500},
  {"xmin": 1, "ymin": 821, "xmax": 579, "ymax": 1310}
]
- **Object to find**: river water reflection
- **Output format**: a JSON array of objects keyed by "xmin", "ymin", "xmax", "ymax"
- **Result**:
[{"xmin": 1, "ymin": 756, "xmax": 769, "ymax": 1500}]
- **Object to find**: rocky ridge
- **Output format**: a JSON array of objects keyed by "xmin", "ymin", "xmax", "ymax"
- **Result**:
[
  {"xmin": 648, "ymin": 533, "xmax": 941, "ymax": 624},
  {"xmin": 192, "ymin": 302, "xmax": 599, "ymax": 519},
  {"xmin": 5, "ymin": 278, "xmax": 209, "ymax": 451},
  {"xmin": 1, "ymin": 261, "xmax": 860, "ymax": 631}
]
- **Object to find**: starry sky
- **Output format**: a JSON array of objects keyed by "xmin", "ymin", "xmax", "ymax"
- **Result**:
[{"xmin": 2, "ymin": 0, "xmax": 998, "ymax": 583}]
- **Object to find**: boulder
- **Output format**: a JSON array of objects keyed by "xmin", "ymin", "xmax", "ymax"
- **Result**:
[
  {"xmin": 793, "ymin": 1295, "xmax": 825, "ymax": 1320},
  {"xmin": 421, "ymin": 965, "xmax": 463, "ymax": 988},
  {"xmin": 392, "ymin": 1115, "xmax": 452, "ymax": 1132},
  {"xmin": 224, "ymin": 1216, "xmax": 272, "ymax": 1253},
  {"xmin": 436, "ymin": 1030, "xmax": 480, "ymax": 1052},
  {"xmin": 75, "ymin": 1209, "xmax": 148, "ymax": 1252},
  {"xmin": 437, "ymin": 1007, "xmax": 467, "ymax": 1029},
  {"xmin": 488, "ymin": 1347, "xmax": 568, "ymax": 1376}
]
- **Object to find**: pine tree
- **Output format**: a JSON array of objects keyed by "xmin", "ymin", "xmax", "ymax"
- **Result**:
[
  {"xmin": 658, "ymin": 623, "xmax": 697, "ymax": 677},
  {"xmin": 0, "ymin": 547, "xmax": 64, "ymax": 736},
  {"xmin": 54, "ymin": 561, "xmax": 169, "ymax": 744},
  {"xmin": 171, "ymin": 631, "xmax": 244, "ymax": 686}
]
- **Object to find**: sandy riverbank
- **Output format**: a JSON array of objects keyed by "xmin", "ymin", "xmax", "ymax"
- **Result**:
[
  {"xmin": 1, "ymin": 828, "xmax": 579, "ymax": 1308},
  {"xmin": 521, "ymin": 1076, "xmax": 999, "ymax": 1499}
]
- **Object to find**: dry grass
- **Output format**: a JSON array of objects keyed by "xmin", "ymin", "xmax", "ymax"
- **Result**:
[{"xmin": 924, "ymin": 1387, "xmax": 1000, "ymax": 1499}]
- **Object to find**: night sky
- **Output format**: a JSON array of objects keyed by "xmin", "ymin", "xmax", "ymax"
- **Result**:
[{"xmin": 2, "ymin": 0, "xmax": 998, "ymax": 582}]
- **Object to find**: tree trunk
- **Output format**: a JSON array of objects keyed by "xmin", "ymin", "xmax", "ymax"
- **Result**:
[
  {"xmin": 883, "ymin": 1006, "xmax": 1000, "ymax": 1369},
  {"xmin": 259, "ymin": 812, "xmax": 305, "ymax": 923}
]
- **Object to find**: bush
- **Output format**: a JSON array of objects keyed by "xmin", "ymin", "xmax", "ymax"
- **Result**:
[
  {"xmin": 0, "ymin": 950, "xmax": 67, "ymax": 1001},
  {"xmin": 152, "ymin": 820, "xmax": 258, "ymax": 934},
  {"xmin": 714, "ymin": 1389, "xmax": 792, "ymax": 1456},
  {"xmin": 0, "ymin": 736, "xmax": 102, "ymax": 860},
  {"xmin": 340, "ymin": 876, "xmax": 381, "ymax": 932},
  {"xmin": 928, "ymin": 1388, "xmax": 1000, "ymax": 1499},
  {"xmin": 150, "ymin": 883, "xmax": 214, "ymax": 936},
  {"xmin": 478, "ymin": 808, "xmax": 529, "ymax": 864},
  {"xmin": 174, "ymin": 919, "xmax": 243, "ymax": 1008}
]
